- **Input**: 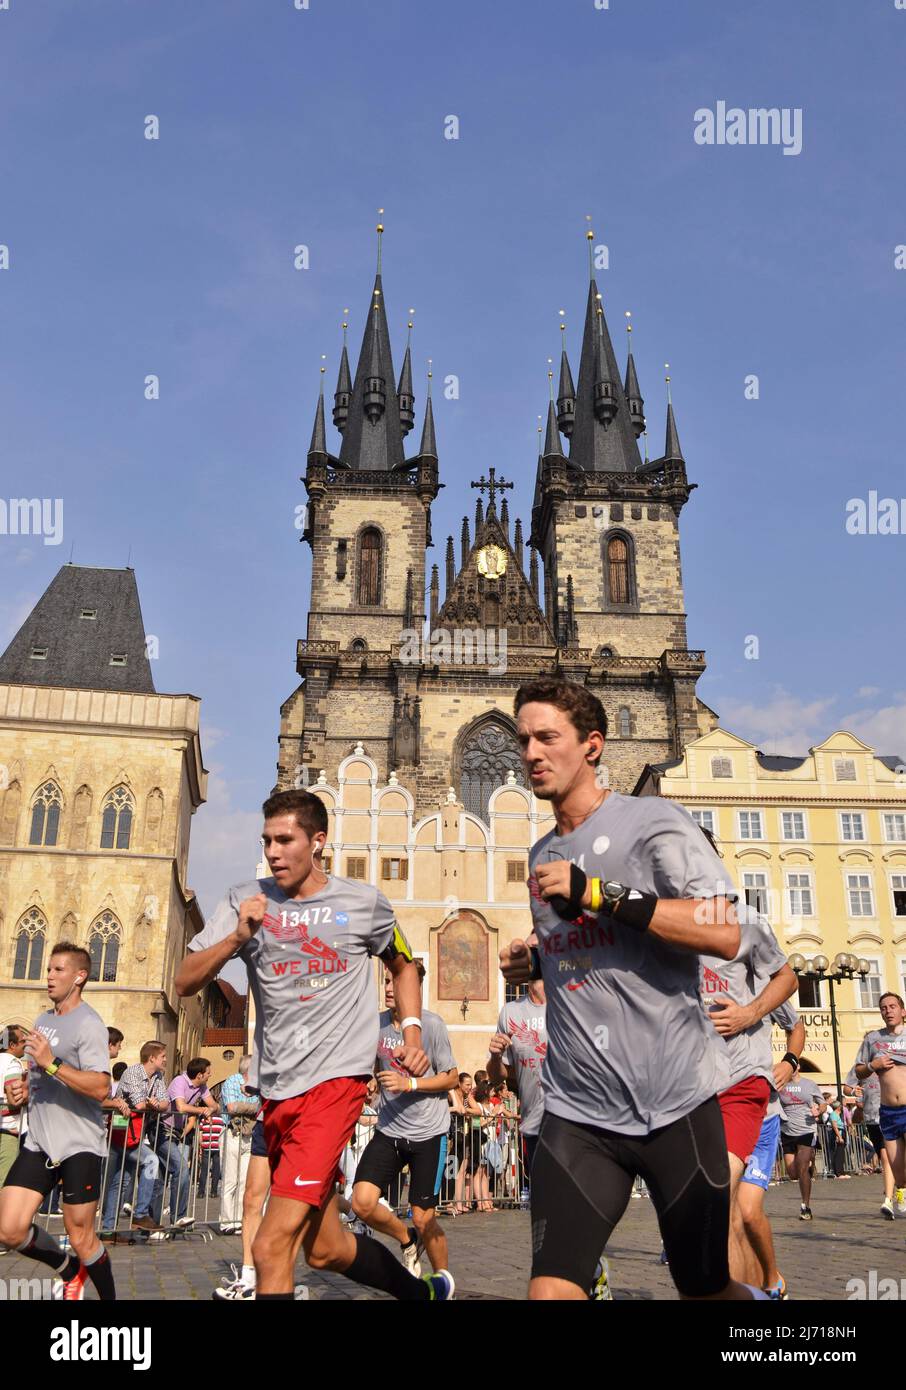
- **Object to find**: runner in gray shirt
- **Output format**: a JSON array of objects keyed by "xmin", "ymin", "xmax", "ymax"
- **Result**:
[
  {"xmin": 500, "ymin": 677, "xmax": 766, "ymax": 1302},
  {"xmin": 0, "ymin": 941, "xmax": 117, "ymax": 1301},
  {"xmin": 351, "ymin": 962, "xmax": 458, "ymax": 1278},
  {"xmin": 698, "ymin": 903, "xmax": 798, "ymax": 1286},
  {"xmin": 778, "ymin": 1074, "xmax": 826, "ymax": 1223},
  {"xmin": 176, "ymin": 788, "xmax": 454, "ymax": 1303}
]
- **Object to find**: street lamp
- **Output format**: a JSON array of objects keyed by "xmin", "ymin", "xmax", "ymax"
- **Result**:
[{"xmin": 788, "ymin": 952, "xmax": 869, "ymax": 1101}]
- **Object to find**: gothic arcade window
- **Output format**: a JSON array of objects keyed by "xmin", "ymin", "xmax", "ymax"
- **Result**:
[
  {"xmin": 13, "ymin": 907, "xmax": 46, "ymax": 980},
  {"xmin": 357, "ymin": 529, "xmax": 382, "ymax": 606},
  {"xmin": 618, "ymin": 707, "xmax": 631, "ymax": 738},
  {"xmin": 29, "ymin": 782, "xmax": 62, "ymax": 846},
  {"xmin": 459, "ymin": 721, "xmax": 527, "ymax": 824},
  {"xmin": 606, "ymin": 535, "xmax": 632, "ymax": 605},
  {"xmin": 88, "ymin": 911, "xmax": 122, "ymax": 982},
  {"xmin": 100, "ymin": 786, "xmax": 134, "ymax": 850}
]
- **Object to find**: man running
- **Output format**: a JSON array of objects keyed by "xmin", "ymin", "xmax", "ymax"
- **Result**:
[
  {"xmin": 500, "ymin": 677, "xmax": 764, "ymax": 1301},
  {"xmin": 0, "ymin": 942, "xmax": 116, "ymax": 1300},
  {"xmin": 778, "ymin": 1072, "xmax": 827, "ymax": 1220},
  {"xmin": 699, "ymin": 907, "xmax": 798, "ymax": 1281},
  {"xmin": 0, "ymin": 1025, "xmax": 28, "ymax": 1187},
  {"xmin": 487, "ymin": 980, "xmax": 547, "ymax": 1177},
  {"xmin": 853, "ymin": 992, "xmax": 906, "ymax": 1209},
  {"xmin": 846, "ymin": 1066, "xmax": 900, "ymax": 1218},
  {"xmin": 737, "ymin": 1003, "xmax": 804, "ymax": 1299},
  {"xmin": 351, "ymin": 961, "xmax": 458, "ymax": 1281},
  {"xmin": 176, "ymin": 788, "xmax": 453, "ymax": 1301}
]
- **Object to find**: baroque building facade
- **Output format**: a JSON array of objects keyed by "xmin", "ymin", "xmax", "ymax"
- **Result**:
[
  {"xmin": 275, "ymin": 233, "xmax": 720, "ymax": 1070},
  {"xmin": 0, "ymin": 565, "xmax": 210, "ymax": 1070},
  {"xmin": 636, "ymin": 729, "xmax": 906, "ymax": 1085}
]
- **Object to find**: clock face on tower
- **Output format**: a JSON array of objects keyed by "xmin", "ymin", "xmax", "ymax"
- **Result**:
[{"xmin": 476, "ymin": 545, "xmax": 507, "ymax": 580}]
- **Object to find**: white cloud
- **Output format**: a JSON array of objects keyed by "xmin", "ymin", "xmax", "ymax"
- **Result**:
[
  {"xmin": 715, "ymin": 688, "xmax": 837, "ymax": 756},
  {"xmin": 187, "ymin": 765, "xmax": 262, "ymax": 921},
  {"xmin": 839, "ymin": 703, "xmax": 906, "ymax": 759},
  {"xmin": 857, "ymin": 686, "xmax": 881, "ymax": 698}
]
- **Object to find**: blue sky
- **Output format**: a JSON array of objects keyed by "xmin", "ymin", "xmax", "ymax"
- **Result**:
[{"xmin": 1, "ymin": 0, "xmax": 904, "ymax": 916}]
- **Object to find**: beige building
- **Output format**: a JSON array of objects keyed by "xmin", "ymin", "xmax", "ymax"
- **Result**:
[
  {"xmin": 635, "ymin": 728, "xmax": 906, "ymax": 1084},
  {"xmin": 0, "ymin": 565, "xmax": 209, "ymax": 1071}
]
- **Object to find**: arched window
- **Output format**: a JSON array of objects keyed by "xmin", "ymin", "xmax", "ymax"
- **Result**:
[
  {"xmin": 619, "ymin": 707, "xmax": 632, "ymax": 738},
  {"xmin": 13, "ymin": 907, "xmax": 46, "ymax": 980},
  {"xmin": 100, "ymin": 786, "xmax": 133, "ymax": 850},
  {"xmin": 607, "ymin": 535, "xmax": 631, "ymax": 605},
  {"xmin": 88, "ymin": 911, "xmax": 122, "ymax": 983},
  {"xmin": 357, "ymin": 528, "xmax": 382, "ymax": 606},
  {"xmin": 350, "ymin": 638, "xmax": 367, "ymax": 653},
  {"xmin": 458, "ymin": 720, "xmax": 528, "ymax": 824},
  {"xmin": 29, "ymin": 782, "xmax": 62, "ymax": 847}
]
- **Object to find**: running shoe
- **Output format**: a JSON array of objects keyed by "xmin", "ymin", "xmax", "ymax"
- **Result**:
[
  {"xmin": 401, "ymin": 1226, "xmax": 423, "ymax": 1278},
  {"xmin": 896, "ymin": 1188, "xmax": 906, "ymax": 1216},
  {"xmin": 213, "ymin": 1275, "xmax": 255, "ymax": 1301},
  {"xmin": 62, "ymin": 1264, "xmax": 88, "ymax": 1301},
  {"xmin": 423, "ymin": 1270, "xmax": 455, "ymax": 1301},
  {"xmin": 881, "ymin": 1197, "xmax": 895, "ymax": 1221},
  {"xmin": 764, "ymin": 1275, "xmax": 788, "ymax": 1301},
  {"xmin": 799, "ymin": 1205, "xmax": 813, "ymax": 1221},
  {"xmin": 590, "ymin": 1256, "xmax": 613, "ymax": 1301}
]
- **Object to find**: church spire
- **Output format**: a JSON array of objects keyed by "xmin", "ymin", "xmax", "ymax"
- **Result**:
[
  {"xmin": 417, "ymin": 361, "xmax": 437, "ymax": 458},
  {"xmin": 567, "ymin": 224, "xmax": 642, "ymax": 473},
  {"xmin": 307, "ymin": 360, "xmax": 329, "ymax": 463},
  {"xmin": 623, "ymin": 311, "xmax": 646, "ymax": 439},
  {"xmin": 663, "ymin": 366, "xmax": 685, "ymax": 464},
  {"xmin": 461, "ymin": 515, "xmax": 470, "ymax": 568},
  {"xmin": 336, "ymin": 215, "xmax": 406, "ymax": 471},
  {"xmin": 333, "ymin": 312, "xmax": 351, "ymax": 433},
  {"xmin": 557, "ymin": 310, "xmax": 576, "ymax": 438},
  {"xmin": 397, "ymin": 310, "xmax": 415, "ymax": 436}
]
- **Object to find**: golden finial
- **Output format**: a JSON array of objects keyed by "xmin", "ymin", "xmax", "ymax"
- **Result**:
[
  {"xmin": 559, "ymin": 309, "xmax": 566, "ymax": 341},
  {"xmin": 376, "ymin": 209, "xmax": 384, "ymax": 273},
  {"xmin": 586, "ymin": 216, "xmax": 595, "ymax": 278},
  {"xmin": 625, "ymin": 310, "xmax": 632, "ymax": 340},
  {"xmin": 665, "ymin": 364, "xmax": 673, "ymax": 405},
  {"xmin": 342, "ymin": 310, "xmax": 349, "ymax": 347},
  {"xmin": 407, "ymin": 309, "xmax": 415, "ymax": 349},
  {"xmin": 427, "ymin": 357, "xmax": 433, "ymax": 395},
  {"xmin": 548, "ymin": 358, "xmax": 554, "ymax": 401}
]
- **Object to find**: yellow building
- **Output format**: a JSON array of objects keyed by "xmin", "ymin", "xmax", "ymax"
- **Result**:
[
  {"xmin": 0, "ymin": 565, "xmax": 209, "ymax": 1071},
  {"xmin": 635, "ymin": 729, "xmax": 906, "ymax": 1082}
]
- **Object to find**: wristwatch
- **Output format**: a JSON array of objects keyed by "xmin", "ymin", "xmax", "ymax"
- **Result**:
[
  {"xmin": 601, "ymin": 881, "xmax": 627, "ymax": 910},
  {"xmin": 45, "ymin": 1057, "xmax": 64, "ymax": 1077}
]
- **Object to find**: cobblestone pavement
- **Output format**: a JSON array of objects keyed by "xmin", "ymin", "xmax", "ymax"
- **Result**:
[{"xmin": 1, "ymin": 1176, "xmax": 902, "ymax": 1300}]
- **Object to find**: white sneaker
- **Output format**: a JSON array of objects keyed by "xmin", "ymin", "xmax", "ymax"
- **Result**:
[
  {"xmin": 881, "ymin": 1197, "xmax": 895, "ymax": 1221},
  {"xmin": 401, "ymin": 1242, "xmax": 422, "ymax": 1278},
  {"xmin": 213, "ymin": 1279, "xmax": 255, "ymax": 1301}
]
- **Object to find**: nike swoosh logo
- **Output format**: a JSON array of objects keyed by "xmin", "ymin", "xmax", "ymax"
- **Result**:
[
  {"xmin": 293, "ymin": 1178, "xmax": 319, "ymax": 1186},
  {"xmin": 566, "ymin": 981, "xmax": 587, "ymax": 991}
]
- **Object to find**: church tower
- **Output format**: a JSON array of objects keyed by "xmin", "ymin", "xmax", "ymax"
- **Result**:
[{"xmin": 278, "ymin": 220, "xmax": 440, "ymax": 789}]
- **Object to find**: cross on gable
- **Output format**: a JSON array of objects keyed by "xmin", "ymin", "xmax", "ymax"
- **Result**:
[{"xmin": 470, "ymin": 466, "xmax": 514, "ymax": 511}]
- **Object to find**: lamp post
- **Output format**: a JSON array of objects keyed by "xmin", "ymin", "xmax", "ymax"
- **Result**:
[{"xmin": 788, "ymin": 952, "xmax": 870, "ymax": 1101}]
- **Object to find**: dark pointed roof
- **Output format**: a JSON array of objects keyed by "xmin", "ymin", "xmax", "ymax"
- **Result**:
[
  {"xmin": 308, "ymin": 385, "xmax": 328, "ymax": 458},
  {"xmin": 337, "ymin": 274, "xmax": 406, "ymax": 471},
  {"xmin": 625, "ymin": 350, "xmax": 642, "ymax": 404},
  {"xmin": 568, "ymin": 281, "xmax": 642, "ymax": 473},
  {"xmin": 0, "ymin": 566, "xmax": 156, "ymax": 693},
  {"xmin": 336, "ymin": 344, "xmax": 352, "ymax": 396},
  {"xmin": 397, "ymin": 344, "xmax": 413, "ymax": 398},
  {"xmin": 542, "ymin": 400, "xmax": 564, "ymax": 458},
  {"xmin": 664, "ymin": 401, "xmax": 684, "ymax": 464},
  {"xmin": 418, "ymin": 394, "xmax": 437, "ymax": 459},
  {"xmin": 558, "ymin": 348, "xmax": 575, "ymax": 402}
]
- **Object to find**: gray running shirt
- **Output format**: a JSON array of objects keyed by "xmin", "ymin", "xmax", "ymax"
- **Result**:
[
  {"xmin": 700, "ymin": 913, "xmax": 789, "ymax": 1091},
  {"xmin": 374, "ymin": 1009, "xmax": 456, "ymax": 1142},
  {"xmin": 777, "ymin": 1077, "xmax": 825, "ymax": 1136},
  {"xmin": 189, "ymin": 876, "xmax": 397, "ymax": 1100},
  {"xmin": 845, "ymin": 1066, "xmax": 880, "ymax": 1125},
  {"xmin": 528, "ymin": 792, "xmax": 738, "ymax": 1135},
  {"xmin": 763, "ymin": 1000, "xmax": 800, "ymax": 1120},
  {"xmin": 498, "ymin": 996, "xmax": 547, "ymax": 1136},
  {"xmin": 855, "ymin": 1029, "xmax": 906, "ymax": 1072},
  {"xmin": 24, "ymin": 1001, "xmax": 110, "ymax": 1163}
]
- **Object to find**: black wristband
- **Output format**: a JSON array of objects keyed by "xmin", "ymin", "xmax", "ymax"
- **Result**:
[
  {"xmin": 782, "ymin": 1051, "xmax": 801, "ymax": 1073},
  {"xmin": 547, "ymin": 864, "xmax": 588, "ymax": 923},
  {"xmin": 602, "ymin": 888, "xmax": 657, "ymax": 933},
  {"xmin": 529, "ymin": 947, "xmax": 543, "ymax": 981}
]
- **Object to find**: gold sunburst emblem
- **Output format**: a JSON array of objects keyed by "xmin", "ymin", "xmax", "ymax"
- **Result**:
[{"xmin": 477, "ymin": 545, "xmax": 507, "ymax": 579}]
